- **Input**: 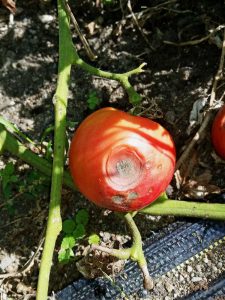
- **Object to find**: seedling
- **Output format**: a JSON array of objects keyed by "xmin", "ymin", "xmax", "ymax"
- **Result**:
[
  {"xmin": 58, "ymin": 209, "xmax": 100, "ymax": 264},
  {"xmin": 87, "ymin": 91, "xmax": 102, "ymax": 110}
]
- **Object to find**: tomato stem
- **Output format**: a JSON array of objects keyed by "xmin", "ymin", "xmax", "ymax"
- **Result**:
[
  {"xmin": 72, "ymin": 49, "xmax": 145, "ymax": 105},
  {"xmin": 140, "ymin": 197, "xmax": 225, "ymax": 221},
  {"xmin": 36, "ymin": 0, "xmax": 74, "ymax": 299}
]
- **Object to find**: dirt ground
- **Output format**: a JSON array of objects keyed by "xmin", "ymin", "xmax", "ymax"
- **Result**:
[{"xmin": 0, "ymin": 0, "xmax": 225, "ymax": 299}]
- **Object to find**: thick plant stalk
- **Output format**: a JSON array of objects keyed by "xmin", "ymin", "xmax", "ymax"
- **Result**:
[
  {"xmin": 36, "ymin": 0, "xmax": 74, "ymax": 299},
  {"xmin": 141, "ymin": 198, "xmax": 225, "ymax": 220}
]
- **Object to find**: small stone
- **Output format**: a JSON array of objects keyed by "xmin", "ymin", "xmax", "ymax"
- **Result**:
[
  {"xmin": 179, "ymin": 275, "xmax": 185, "ymax": 282},
  {"xmin": 165, "ymin": 282, "xmax": 174, "ymax": 293},
  {"xmin": 196, "ymin": 265, "xmax": 202, "ymax": 273},
  {"xmin": 38, "ymin": 14, "xmax": 54, "ymax": 23},
  {"xmin": 212, "ymin": 266, "xmax": 218, "ymax": 273},
  {"xmin": 192, "ymin": 277, "xmax": 203, "ymax": 282},
  {"xmin": 187, "ymin": 265, "xmax": 193, "ymax": 273},
  {"xmin": 218, "ymin": 262, "xmax": 223, "ymax": 269},
  {"xmin": 203, "ymin": 257, "xmax": 209, "ymax": 264}
]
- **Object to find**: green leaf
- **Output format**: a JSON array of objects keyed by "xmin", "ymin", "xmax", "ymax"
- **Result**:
[
  {"xmin": 10, "ymin": 175, "xmax": 19, "ymax": 183},
  {"xmin": 88, "ymin": 234, "xmax": 100, "ymax": 245},
  {"xmin": 58, "ymin": 248, "xmax": 71, "ymax": 263},
  {"xmin": 61, "ymin": 235, "xmax": 76, "ymax": 249},
  {"xmin": 73, "ymin": 224, "xmax": 86, "ymax": 239},
  {"xmin": 75, "ymin": 209, "xmax": 89, "ymax": 226},
  {"xmin": 62, "ymin": 219, "xmax": 76, "ymax": 234},
  {"xmin": 4, "ymin": 162, "xmax": 15, "ymax": 176}
]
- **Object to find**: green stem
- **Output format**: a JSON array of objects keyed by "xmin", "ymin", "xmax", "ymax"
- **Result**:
[
  {"xmin": 72, "ymin": 52, "xmax": 145, "ymax": 105},
  {"xmin": 124, "ymin": 213, "xmax": 153, "ymax": 290},
  {"xmin": 140, "ymin": 198, "xmax": 225, "ymax": 221},
  {"xmin": 36, "ymin": 0, "xmax": 74, "ymax": 299},
  {"xmin": 0, "ymin": 124, "xmax": 75, "ymax": 191}
]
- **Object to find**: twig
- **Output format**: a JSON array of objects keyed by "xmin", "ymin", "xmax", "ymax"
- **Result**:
[
  {"xmin": 127, "ymin": 0, "xmax": 155, "ymax": 51},
  {"xmin": 64, "ymin": 1, "xmax": 97, "ymax": 61},
  {"xmin": 175, "ymin": 29, "xmax": 225, "ymax": 172},
  {"xmin": 164, "ymin": 24, "xmax": 225, "ymax": 47}
]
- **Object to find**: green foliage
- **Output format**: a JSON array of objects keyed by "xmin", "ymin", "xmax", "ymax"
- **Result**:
[
  {"xmin": 58, "ymin": 209, "xmax": 100, "ymax": 263},
  {"xmin": 0, "ymin": 162, "xmax": 19, "ymax": 198},
  {"xmin": 87, "ymin": 91, "xmax": 102, "ymax": 110},
  {"xmin": 88, "ymin": 233, "xmax": 100, "ymax": 245},
  {"xmin": 0, "ymin": 162, "xmax": 49, "ymax": 215},
  {"xmin": 75, "ymin": 208, "xmax": 89, "ymax": 225}
]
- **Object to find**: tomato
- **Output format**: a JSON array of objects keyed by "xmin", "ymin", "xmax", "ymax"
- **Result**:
[
  {"xmin": 211, "ymin": 104, "xmax": 225, "ymax": 160},
  {"xmin": 69, "ymin": 107, "xmax": 176, "ymax": 212}
]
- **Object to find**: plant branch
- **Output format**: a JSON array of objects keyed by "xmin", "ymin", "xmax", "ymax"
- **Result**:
[
  {"xmin": 140, "ymin": 198, "xmax": 225, "ymax": 220},
  {"xmin": 36, "ymin": 0, "xmax": 74, "ymax": 299},
  {"xmin": 72, "ymin": 49, "xmax": 146, "ymax": 105}
]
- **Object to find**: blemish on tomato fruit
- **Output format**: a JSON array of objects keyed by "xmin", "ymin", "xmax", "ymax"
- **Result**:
[
  {"xmin": 157, "ymin": 164, "xmax": 162, "ymax": 170},
  {"xmin": 127, "ymin": 192, "xmax": 138, "ymax": 200},
  {"xmin": 148, "ymin": 188, "xmax": 153, "ymax": 194},
  {"xmin": 112, "ymin": 195, "xmax": 126, "ymax": 204},
  {"xmin": 116, "ymin": 159, "xmax": 135, "ymax": 177}
]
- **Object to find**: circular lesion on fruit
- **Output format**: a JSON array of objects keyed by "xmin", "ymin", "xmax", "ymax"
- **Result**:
[
  {"xmin": 116, "ymin": 159, "xmax": 135, "ymax": 177},
  {"xmin": 112, "ymin": 194, "xmax": 126, "ymax": 204},
  {"xmin": 127, "ymin": 191, "xmax": 138, "ymax": 200}
]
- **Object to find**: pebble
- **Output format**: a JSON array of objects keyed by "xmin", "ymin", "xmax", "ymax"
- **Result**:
[
  {"xmin": 165, "ymin": 281, "xmax": 174, "ymax": 293},
  {"xmin": 179, "ymin": 275, "xmax": 185, "ymax": 282},
  {"xmin": 192, "ymin": 276, "xmax": 203, "ymax": 282},
  {"xmin": 196, "ymin": 264, "xmax": 202, "ymax": 273},
  {"xmin": 187, "ymin": 265, "xmax": 193, "ymax": 273},
  {"xmin": 38, "ymin": 14, "xmax": 54, "ymax": 23}
]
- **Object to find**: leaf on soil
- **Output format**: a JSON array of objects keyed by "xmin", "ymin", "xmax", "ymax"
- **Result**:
[
  {"xmin": 61, "ymin": 235, "xmax": 76, "ymax": 249},
  {"xmin": 62, "ymin": 219, "xmax": 76, "ymax": 234},
  {"xmin": 75, "ymin": 209, "xmax": 89, "ymax": 226},
  {"xmin": 73, "ymin": 224, "xmax": 86, "ymax": 239},
  {"xmin": 88, "ymin": 234, "xmax": 100, "ymax": 245}
]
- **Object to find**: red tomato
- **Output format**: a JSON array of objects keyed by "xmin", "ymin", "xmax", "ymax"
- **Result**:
[
  {"xmin": 69, "ymin": 107, "xmax": 176, "ymax": 212},
  {"xmin": 211, "ymin": 105, "xmax": 225, "ymax": 160}
]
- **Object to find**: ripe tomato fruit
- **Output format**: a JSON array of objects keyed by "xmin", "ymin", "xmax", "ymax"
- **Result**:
[
  {"xmin": 211, "ymin": 105, "xmax": 225, "ymax": 160},
  {"xmin": 69, "ymin": 107, "xmax": 176, "ymax": 212}
]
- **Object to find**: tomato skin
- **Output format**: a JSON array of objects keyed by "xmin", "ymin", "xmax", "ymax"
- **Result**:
[
  {"xmin": 211, "ymin": 105, "xmax": 225, "ymax": 160},
  {"xmin": 69, "ymin": 107, "xmax": 176, "ymax": 212}
]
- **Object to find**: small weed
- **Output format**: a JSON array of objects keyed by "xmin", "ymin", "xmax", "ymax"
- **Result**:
[
  {"xmin": 0, "ymin": 162, "xmax": 50, "ymax": 215},
  {"xmin": 58, "ymin": 209, "xmax": 100, "ymax": 264},
  {"xmin": 0, "ymin": 162, "xmax": 19, "ymax": 199},
  {"xmin": 87, "ymin": 91, "xmax": 102, "ymax": 110}
]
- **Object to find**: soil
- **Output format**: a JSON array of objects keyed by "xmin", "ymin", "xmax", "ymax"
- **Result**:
[{"xmin": 0, "ymin": 0, "xmax": 225, "ymax": 299}]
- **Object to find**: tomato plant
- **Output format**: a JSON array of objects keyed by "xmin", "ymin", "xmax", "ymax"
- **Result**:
[
  {"xmin": 69, "ymin": 107, "xmax": 176, "ymax": 212},
  {"xmin": 211, "ymin": 105, "xmax": 225, "ymax": 160}
]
